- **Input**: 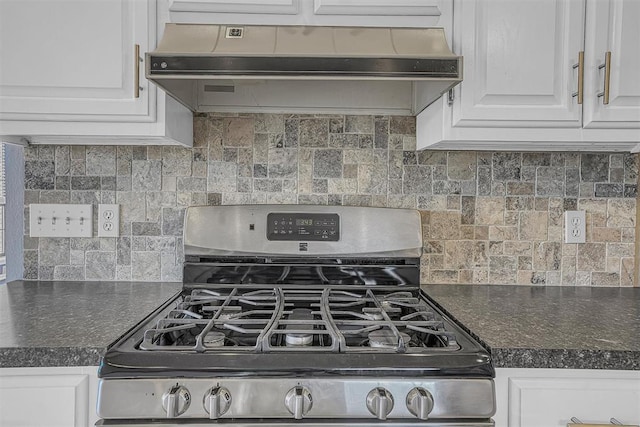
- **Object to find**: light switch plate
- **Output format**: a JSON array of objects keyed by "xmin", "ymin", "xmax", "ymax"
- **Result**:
[
  {"xmin": 98, "ymin": 204, "xmax": 119, "ymax": 237},
  {"xmin": 29, "ymin": 204, "xmax": 93, "ymax": 237}
]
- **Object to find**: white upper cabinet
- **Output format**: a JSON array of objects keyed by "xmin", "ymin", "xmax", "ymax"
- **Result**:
[
  {"xmin": 452, "ymin": 0, "xmax": 584, "ymax": 127},
  {"xmin": 418, "ymin": 0, "xmax": 640, "ymax": 152},
  {"xmin": 0, "ymin": 0, "xmax": 192, "ymax": 146},
  {"xmin": 0, "ymin": 0, "xmax": 149, "ymax": 120},
  {"xmin": 583, "ymin": 0, "xmax": 640, "ymax": 128},
  {"xmin": 165, "ymin": 0, "xmax": 452, "ymax": 38}
]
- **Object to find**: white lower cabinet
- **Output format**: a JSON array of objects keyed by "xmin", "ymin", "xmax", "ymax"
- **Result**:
[
  {"xmin": 0, "ymin": 366, "xmax": 99, "ymax": 427},
  {"xmin": 495, "ymin": 368, "xmax": 640, "ymax": 427}
]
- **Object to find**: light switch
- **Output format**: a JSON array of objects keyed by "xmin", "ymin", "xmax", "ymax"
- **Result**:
[{"xmin": 29, "ymin": 204, "xmax": 93, "ymax": 237}]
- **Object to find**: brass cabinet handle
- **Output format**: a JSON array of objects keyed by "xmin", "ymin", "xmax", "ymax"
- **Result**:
[
  {"xmin": 572, "ymin": 51, "xmax": 584, "ymax": 104},
  {"xmin": 134, "ymin": 44, "xmax": 141, "ymax": 98},
  {"xmin": 571, "ymin": 50, "xmax": 584, "ymax": 105},
  {"xmin": 597, "ymin": 51, "xmax": 611, "ymax": 105},
  {"xmin": 568, "ymin": 416, "xmax": 638, "ymax": 427}
]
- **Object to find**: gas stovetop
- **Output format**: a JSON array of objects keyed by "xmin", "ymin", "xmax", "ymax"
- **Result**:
[{"xmin": 138, "ymin": 286, "xmax": 459, "ymax": 354}]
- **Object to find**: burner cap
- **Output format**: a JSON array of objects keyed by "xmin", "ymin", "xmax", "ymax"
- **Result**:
[
  {"xmin": 285, "ymin": 333, "xmax": 313, "ymax": 346},
  {"xmin": 203, "ymin": 331, "xmax": 226, "ymax": 347},
  {"xmin": 368, "ymin": 330, "xmax": 410, "ymax": 348}
]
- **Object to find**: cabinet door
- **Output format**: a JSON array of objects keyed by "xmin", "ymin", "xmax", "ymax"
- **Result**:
[
  {"xmin": 0, "ymin": 368, "xmax": 97, "ymax": 427},
  {"xmin": 495, "ymin": 368, "xmax": 640, "ymax": 427},
  {"xmin": 452, "ymin": 0, "xmax": 584, "ymax": 128},
  {"xmin": 0, "ymin": 0, "xmax": 151, "ymax": 121},
  {"xmin": 166, "ymin": 0, "xmax": 449, "ymax": 30},
  {"xmin": 583, "ymin": 0, "xmax": 640, "ymax": 128}
]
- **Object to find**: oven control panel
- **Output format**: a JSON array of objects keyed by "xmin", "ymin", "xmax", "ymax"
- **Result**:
[{"xmin": 267, "ymin": 213, "xmax": 339, "ymax": 241}]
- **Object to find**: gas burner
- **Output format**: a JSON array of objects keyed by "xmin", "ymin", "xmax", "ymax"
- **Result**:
[{"xmin": 203, "ymin": 331, "xmax": 225, "ymax": 347}]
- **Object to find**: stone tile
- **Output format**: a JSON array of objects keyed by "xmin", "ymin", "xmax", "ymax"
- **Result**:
[
  {"xmin": 116, "ymin": 192, "xmax": 146, "ymax": 222},
  {"xmin": 268, "ymin": 148, "xmax": 298, "ymax": 178},
  {"xmin": 475, "ymin": 197, "xmax": 504, "ymax": 225},
  {"xmin": 374, "ymin": 117, "xmax": 388, "ymax": 149},
  {"xmin": 70, "ymin": 176, "xmax": 101, "ymax": 190},
  {"xmin": 389, "ymin": 116, "xmax": 415, "ymax": 134},
  {"xmin": 489, "ymin": 255, "xmax": 517, "ymax": 284},
  {"xmin": 162, "ymin": 147, "xmax": 192, "ymax": 176},
  {"xmin": 132, "ymin": 160, "xmax": 162, "ymax": 191},
  {"xmin": 328, "ymin": 178, "xmax": 358, "ymax": 194},
  {"xmin": 621, "ymin": 258, "xmax": 634, "ymax": 286},
  {"xmin": 343, "ymin": 195, "xmax": 371, "ymax": 206},
  {"xmin": 85, "ymin": 251, "xmax": 116, "ymax": 280},
  {"xmin": 39, "ymin": 238, "xmax": 70, "ymax": 265},
  {"xmin": 580, "ymin": 153, "xmax": 609, "ymax": 181},
  {"xmin": 86, "ymin": 146, "xmax": 116, "ymax": 176},
  {"xmin": 532, "ymin": 241, "xmax": 561, "ymax": 271},
  {"xmin": 577, "ymin": 243, "xmax": 606, "ymax": 271},
  {"xmin": 357, "ymin": 164, "xmax": 387, "ymax": 194},
  {"xmin": 329, "ymin": 134, "xmax": 360, "ymax": 148},
  {"xmin": 402, "ymin": 166, "xmax": 432, "ymax": 194},
  {"xmin": 132, "ymin": 222, "xmax": 161, "ymax": 236},
  {"xmin": 607, "ymin": 199, "xmax": 635, "ymax": 227},
  {"xmin": 146, "ymin": 191, "xmax": 176, "ymax": 222},
  {"xmin": 53, "ymin": 265, "xmax": 85, "ymax": 281},
  {"xmin": 25, "ymin": 161, "xmax": 55, "ymax": 190},
  {"xmin": 223, "ymin": 117, "xmax": 254, "ymax": 147},
  {"xmin": 536, "ymin": 167, "xmax": 565, "ymax": 196},
  {"xmin": 313, "ymin": 149, "xmax": 343, "ymax": 178},
  {"xmin": 460, "ymin": 196, "xmax": 476, "ymax": 224},
  {"xmin": 345, "ymin": 116, "xmax": 373, "ymax": 133},
  {"xmin": 299, "ymin": 119, "xmax": 328, "ymax": 147},
  {"xmin": 284, "ymin": 118, "xmax": 299, "ymax": 147},
  {"xmin": 429, "ymin": 212, "xmax": 461, "ymax": 240},
  {"xmin": 591, "ymin": 272, "xmax": 619, "ymax": 286},
  {"xmin": 39, "ymin": 190, "xmax": 70, "ymax": 204},
  {"xmin": 131, "ymin": 252, "xmax": 161, "ymax": 281},
  {"xmin": 54, "ymin": 146, "xmax": 70, "ymax": 176},
  {"xmin": 177, "ymin": 177, "xmax": 206, "ymax": 192},
  {"xmin": 162, "ymin": 208, "xmax": 185, "ymax": 236},
  {"xmin": 519, "ymin": 211, "xmax": 548, "ymax": 240},
  {"xmin": 447, "ymin": 152, "xmax": 476, "ymax": 180},
  {"xmin": 595, "ymin": 183, "xmax": 623, "ymax": 197},
  {"xmin": 208, "ymin": 161, "xmax": 237, "ymax": 192},
  {"xmin": 492, "ymin": 153, "xmax": 521, "ymax": 180},
  {"xmin": 523, "ymin": 153, "xmax": 551, "ymax": 166}
]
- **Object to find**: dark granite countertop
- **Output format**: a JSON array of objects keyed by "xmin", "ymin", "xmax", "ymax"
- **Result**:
[
  {"xmin": 0, "ymin": 280, "xmax": 181, "ymax": 367},
  {"xmin": 2, "ymin": 281, "xmax": 638, "ymax": 369},
  {"xmin": 422, "ymin": 284, "xmax": 640, "ymax": 370}
]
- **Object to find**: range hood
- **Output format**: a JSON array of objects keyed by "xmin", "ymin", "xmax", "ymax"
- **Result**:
[{"xmin": 146, "ymin": 24, "xmax": 462, "ymax": 115}]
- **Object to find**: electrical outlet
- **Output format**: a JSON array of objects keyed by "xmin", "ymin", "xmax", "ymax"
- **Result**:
[
  {"xmin": 98, "ymin": 204, "xmax": 119, "ymax": 237},
  {"xmin": 564, "ymin": 210, "xmax": 586, "ymax": 244},
  {"xmin": 29, "ymin": 204, "xmax": 93, "ymax": 237}
]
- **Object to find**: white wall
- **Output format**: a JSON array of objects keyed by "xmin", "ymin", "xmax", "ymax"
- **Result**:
[{"xmin": 4, "ymin": 143, "xmax": 24, "ymax": 281}]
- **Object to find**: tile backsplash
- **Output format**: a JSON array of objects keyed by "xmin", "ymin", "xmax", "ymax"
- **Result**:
[{"xmin": 23, "ymin": 113, "xmax": 638, "ymax": 286}]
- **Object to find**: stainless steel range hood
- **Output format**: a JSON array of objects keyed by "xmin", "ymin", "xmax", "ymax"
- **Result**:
[{"xmin": 146, "ymin": 24, "xmax": 462, "ymax": 115}]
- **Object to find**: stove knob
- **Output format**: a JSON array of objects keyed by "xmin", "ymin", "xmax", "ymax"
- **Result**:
[
  {"xmin": 366, "ymin": 387, "xmax": 394, "ymax": 420},
  {"xmin": 162, "ymin": 384, "xmax": 191, "ymax": 418},
  {"xmin": 406, "ymin": 387, "xmax": 434, "ymax": 420},
  {"xmin": 203, "ymin": 386, "xmax": 232, "ymax": 419},
  {"xmin": 284, "ymin": 385, "xmax": 313, "ymax": 419}
]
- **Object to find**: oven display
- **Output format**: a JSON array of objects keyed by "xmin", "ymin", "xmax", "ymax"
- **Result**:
[{"xmin": 267, "ymin": 213, "xmax": 339, "ymax": 241}]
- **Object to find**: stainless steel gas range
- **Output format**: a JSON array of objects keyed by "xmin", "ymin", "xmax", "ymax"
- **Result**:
[{"xmin": 97, "ymin": 205, "xmax": 495, "ymax": 426}]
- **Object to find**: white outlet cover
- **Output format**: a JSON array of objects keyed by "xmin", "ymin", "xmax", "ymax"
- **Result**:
[
  {"xmin": 564, "ymin": 210, "xmax": 586, "ymax": 244},
  {"xmin": 29, "ymin": 204, "xmax": 93, "ymax": 237},
  {"xmin": 98, "ymin": 204, "xmax": 120, "ymax": 237}
]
